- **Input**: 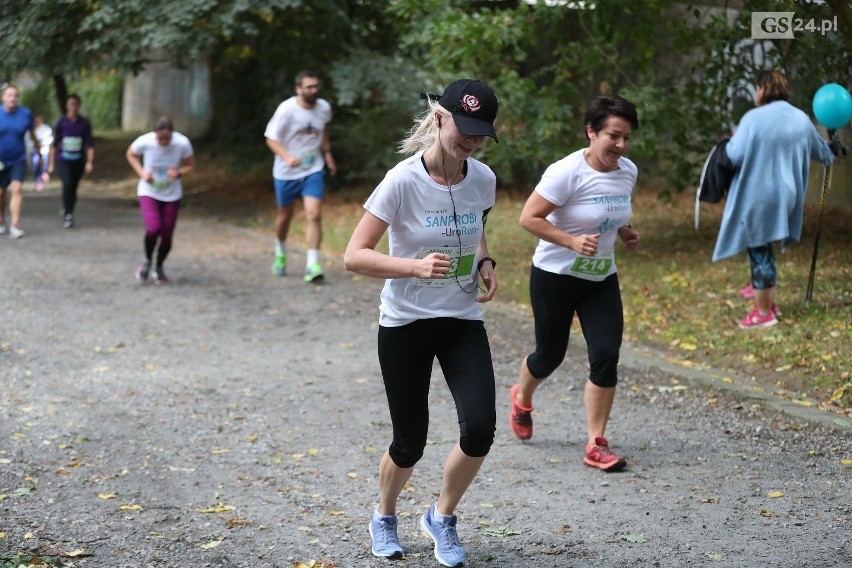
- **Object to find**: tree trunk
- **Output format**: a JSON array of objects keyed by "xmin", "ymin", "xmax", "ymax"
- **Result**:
[{"xmin": 53, "ymin": 74, "xmax": 68, "ymax": 115}]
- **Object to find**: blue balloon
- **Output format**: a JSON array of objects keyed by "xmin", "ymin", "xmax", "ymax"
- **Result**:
[{"xmin": 812, "ymin": 83, "xmax": 852, "ymax": 130}]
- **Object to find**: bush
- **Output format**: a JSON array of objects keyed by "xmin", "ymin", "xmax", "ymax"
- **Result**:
[
  {"xmin": 72, "ymin": 72, "xmax": 123, "ymax": 130},
  {"xmin": 19, "ymin": 72, "xmax": 123, "ymax": 131}
]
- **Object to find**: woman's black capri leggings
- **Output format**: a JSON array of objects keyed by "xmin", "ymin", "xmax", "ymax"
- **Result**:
[
  {"xmin": 57, "ymin": 157, "xmax": 86, "ymax": 216},
  {"xmin": 526, "ymin": 266, "xmax": 623, "ymax": 388},
  {"xmin": 378, "ymin": 317, "xmax": 496, "ymax": 469}
]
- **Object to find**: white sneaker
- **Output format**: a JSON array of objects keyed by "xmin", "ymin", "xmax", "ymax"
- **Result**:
[{"xmin": 9, "ymin": 225, "xmax": 24, "ymax": 239}]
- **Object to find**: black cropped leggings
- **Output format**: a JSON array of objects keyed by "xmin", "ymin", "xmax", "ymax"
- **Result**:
[
  {"xmin": 377, "ymin": 318, "xmax": 496, "ymax": 469},
  {"xmin": 526, "ymin": 266, "xmax": 623, "ymax": 388},
  {"xmin": 57, "ymin": 158, "xmax": 85, "ymax": 216}
]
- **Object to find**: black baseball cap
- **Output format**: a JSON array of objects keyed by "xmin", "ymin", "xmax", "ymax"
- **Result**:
[{"xmin": 436, "ymin": 79, "xmax": 499, "ymax": 143}]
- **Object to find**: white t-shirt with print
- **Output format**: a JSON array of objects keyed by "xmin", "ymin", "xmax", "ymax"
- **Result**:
[
  {"xmin": 130, "ymin": 131, "xmax": 194, "ymax": 202},
  {"xmin": 264, "ymin": 97, "xmax": 332, "ymax": 181},
  {"xmin": 364, "ymin": 152, "xmax": 497, "ymax": 327},
  {"xmin": 532, "ymin": 149, "xmax": 637, "ymax": 278}
]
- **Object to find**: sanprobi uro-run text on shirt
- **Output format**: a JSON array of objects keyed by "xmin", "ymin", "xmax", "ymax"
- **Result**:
[
  {"xmin": 532, "ymin": 149, "xmax": 637, "ymax": 280},
  {"xmin": 364, "ymin": 152, "xmax": 496, "ymax": 327}
]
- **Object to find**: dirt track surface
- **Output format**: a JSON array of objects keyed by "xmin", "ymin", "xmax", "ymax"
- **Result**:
[{"xmin": 1, "ymin": 190, "xmax": 850, "ymax": 567}]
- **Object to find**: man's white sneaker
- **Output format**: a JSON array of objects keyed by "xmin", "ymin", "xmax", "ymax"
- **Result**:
[{"xmin": 9, "ymin": 225, "xmax": 24, "ymax": 239}]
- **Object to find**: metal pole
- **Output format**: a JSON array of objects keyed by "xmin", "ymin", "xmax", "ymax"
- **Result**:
[{"xmin": 805, "ymin": 162, "xmax": 832, "ymax": 303}]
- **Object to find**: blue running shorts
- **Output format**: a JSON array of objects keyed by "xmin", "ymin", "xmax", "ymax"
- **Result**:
[{"xmin": 274, "ymin": 171, "xmax": 325, "ymax": 207}]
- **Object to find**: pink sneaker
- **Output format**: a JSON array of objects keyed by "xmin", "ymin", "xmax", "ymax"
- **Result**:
[
  {"xmin": 771, "ymin": 303, "xmax": 781, "ymax": 317},
  {"xmin": 738, "ymin": 309, "xmax": 778, "ymax": 329},
  {"xmin": 738, "ymin": 283, "xmax": 755, "ymax": 299}
]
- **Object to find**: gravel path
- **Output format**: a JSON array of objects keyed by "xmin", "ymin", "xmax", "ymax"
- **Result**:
[{"xmin": 1, "ymin": 190, "xmax": 850, "ymax": 567}]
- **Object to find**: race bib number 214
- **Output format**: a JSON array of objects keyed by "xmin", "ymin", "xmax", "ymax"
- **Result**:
[{"xmin": 568, "ymin": 250, "xmax": 613, "ymax": 281}]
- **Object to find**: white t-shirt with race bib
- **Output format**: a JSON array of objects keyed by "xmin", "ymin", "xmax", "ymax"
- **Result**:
[
  {"xmin": 130, "ymin": 131, "xmax": 194, "ymax": 202},
  {"xmin": 264, "ymin": 97, "xmax": 332, "ymax": 181},
  {"xmin": 532, "ymin": 149, "xmax": 637, "ymax": 279},
  {"xmin": 364, "ymin": 152, "xmax": 497, "ymax": 327}
]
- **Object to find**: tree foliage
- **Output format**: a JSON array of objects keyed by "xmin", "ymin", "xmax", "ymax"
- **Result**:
[{"xmin": 2, "ymin": 0, "xmax": 849, "ymax": 192}]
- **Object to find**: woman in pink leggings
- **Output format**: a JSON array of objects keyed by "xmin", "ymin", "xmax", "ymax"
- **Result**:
[{"xmin": 125, "ymin": 117, "xmax": 195, "ymax": 285}]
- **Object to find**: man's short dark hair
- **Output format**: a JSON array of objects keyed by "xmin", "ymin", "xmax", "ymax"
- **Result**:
[
  {"xmin": 154, "ymin": 116, "xmax": 174, "ymax": 131},
  {"xmin": 295, "ymin": 70, "xmax": 319, "ymax": 87}
]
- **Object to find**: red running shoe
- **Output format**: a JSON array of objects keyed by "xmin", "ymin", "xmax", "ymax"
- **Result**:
[
  {"xmin": 584, "ymin": 436, "xmax": 626, "ymax": 471},
  {"xmin": 509, "ymin": 384, "xmax": 533, "ymax": 440}
]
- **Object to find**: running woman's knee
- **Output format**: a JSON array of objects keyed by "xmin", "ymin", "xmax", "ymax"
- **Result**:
[
  {"xmin": 388, "ymin": 439, "xmax": 425, "ymax": 469},
  {"xmin": 589, "ymin": 372, "xmax": 618, "ymax": 389},
  {"xmin": 588, "ymin": 341, "xmax": 620, "ymax": 388},
  {"xmin": 526, "ymin": 353, "xmax": 559, "ymax": 380},
  {"xmin": 459, "ymin": 416, "xmax": 496, "ymax": 458}
]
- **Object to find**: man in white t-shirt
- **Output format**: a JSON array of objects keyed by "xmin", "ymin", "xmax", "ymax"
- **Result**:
[{"xmin": 264, "ymin": 70, "xmax": 337, "ymax": 282}]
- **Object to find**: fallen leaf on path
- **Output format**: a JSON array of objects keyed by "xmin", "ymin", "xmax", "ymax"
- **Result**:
[
  {"xmin": 196, "ymin": 504, "xmax": 234, "ymax": 513},
  {"xmin": 61, "ymin": 549, "xmax": 91, "ymax": 558},
  {"xmin": 841, "ymin": 459, "xmax": 852, "ymax": 466},
  {"xmin": 119, "ymin": 504, "xmax": 142, "ymax": 510},
  {"xmin": 347, "ymin": 472, "xmax": 358, "ymax": 479},
  {"xmin": 767, "ymin": 491, "xmax": 784, "ymax": 498},
  {"xmin": 620, "ymin": 534, "xmax": 648, "ymax": 543},
  {"xmin": 482, "ymin": 526, "xmax": 522, "ymax": 538},
  {"xmin": 211, "ymin": 448, "xmax": 231, "ymax": 455},
  {"xmin": 759, "ymin": 509, "xmax": 778, "ymax": 517},
  {"xmin": 328, "ymin": 510, "xmax": 346, "ymax": 516},
  {"xmin": 706, "ymin": 552, "xmax": 724, "ymax": 561},
  {"xmin": 200, "ymin": 537, "xmax": 224, "ymax": 549},
  {"xmin": 98, "ymin": 493, "xmax": 117, "ymax": 500}
]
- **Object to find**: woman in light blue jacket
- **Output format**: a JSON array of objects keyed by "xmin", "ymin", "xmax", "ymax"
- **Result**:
[{"xmin": 714, "ymin": 70, "xmax": 833, "ymax": 329}]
